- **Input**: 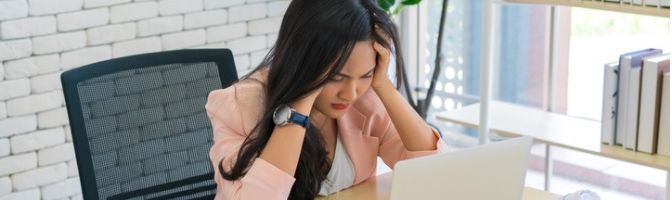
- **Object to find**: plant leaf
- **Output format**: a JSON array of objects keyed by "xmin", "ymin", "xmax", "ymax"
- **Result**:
[
  {"xmin": 401, "ymin": 0, "xmax": 421, "ymax": 5},
  {"xmin": 378, "ymin": 0, "xmax": 395, "ymax": 11}
]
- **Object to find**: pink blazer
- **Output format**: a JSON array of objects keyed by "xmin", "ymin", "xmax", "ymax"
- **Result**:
[{"xmin": 206, "ymin": 77, "xmax": 447, "ymax": 200}]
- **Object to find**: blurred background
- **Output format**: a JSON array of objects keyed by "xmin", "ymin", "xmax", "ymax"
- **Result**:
[{"xmin": 0, "ymin": 0, "xmax": 670, "ymax": 199}]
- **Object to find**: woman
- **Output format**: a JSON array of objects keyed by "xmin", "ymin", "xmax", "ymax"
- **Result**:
[{"xmin": 205, "ymin": 0, "xmax": 447, "ymax": 199}]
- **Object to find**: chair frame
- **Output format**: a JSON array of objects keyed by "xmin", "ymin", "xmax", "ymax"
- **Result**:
[{"xmin": 61, "ymin": 49, "xmax": 238, "ymax": 199}]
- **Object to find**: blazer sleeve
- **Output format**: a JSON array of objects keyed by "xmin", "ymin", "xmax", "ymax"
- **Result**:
[
  {"xmin": 206, "ymin": 87, "xmax": 295, "ymax": 200},
  {"xmin": 377, "ymin": 121, "xmax": 448, "ymax": 169}
]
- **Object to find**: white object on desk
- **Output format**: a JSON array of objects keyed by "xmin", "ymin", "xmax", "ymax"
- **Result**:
[{"xmin": 390, "ymin": 136, "xmax": 533, "ymax": 200}]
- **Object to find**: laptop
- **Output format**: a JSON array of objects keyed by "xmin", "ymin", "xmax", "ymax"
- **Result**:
[{"xmin": 390, "ymin": 136, "xmax": 533, "ymax": 200}]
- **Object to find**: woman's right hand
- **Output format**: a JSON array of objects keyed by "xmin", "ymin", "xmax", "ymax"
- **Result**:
[{"xmin": 290, "ymin": 86, "xmax": 323, "ymax": 115}]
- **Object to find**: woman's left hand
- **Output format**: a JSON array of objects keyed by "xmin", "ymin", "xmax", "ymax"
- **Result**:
[{"xmin": 371, "ymin": 41, "xmax": 393, "ymax": 91}]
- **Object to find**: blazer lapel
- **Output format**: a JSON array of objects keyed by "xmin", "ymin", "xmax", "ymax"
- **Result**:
[{"xmin": 337, "ymin": 107, "xmax": 379, "ymax": 184}]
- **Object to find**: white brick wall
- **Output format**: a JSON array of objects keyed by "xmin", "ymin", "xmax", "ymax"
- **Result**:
[
  {"xmin": 0, "ymin": 0, "xmax": 288, "ymax": 199},
  {"xmin": 84, "ymin": 0, "xmax": 130, "ymax": 9},
  {"xmin": 0, "ymin": 0, "xmax": 29, "ymax": 21},
  {"xmin": 184, "ymin": 10, "xmax": 227, "ymax": 29},
  {"xmin": 10, "ymin": 127, "xmax": 65, "ymax": 154},
  {"xmin": 37, "ymin": 108, "xmax": 68, "ymax": 129},
  {"xmin": 110, "ymin": 2, "xmax": 158, "ymax": 23},
  {"xmin": 137, "ymin": 16, "xmax": 184, "ymax": 37},
  {"xmin": 159, "ymin": 0, "xmax": 203, "ymax": 16},
  {"xmin": 0, "ymin": 16, "xmax": 56, "ymax": 39},
  {"xmin": 11, "ymin": 163, "xmax": 68, "ymax": 190},
  {"xmin": 0, "ymin": 177, "xmax": 10, "ymax": 197},
  {"xmin": 41, "ymin": 178, "xmax": 80, "ymax": 200},
  {"xmin": 66, "ymin": 160, "xmax": 77, "ymax": 177},
  {"xmin": 207, "ymin": 23, "xmax": 247, "ymax": 43},
  {"xmin": 32, "ymin": 31, "xmax": 86, "ymax": 55},
  {"xmin": 29, "ymin": 0, "xmax": 83, "ymax": 16},
  {"xmin": 60, "ymin": 45, "xmax": 111, "ymax": 70},
  {"xmin": 57, "ymin": 8, "xmax": 109, "ymax": 32},
  {"xmin": 87, "ymin": 23, "xmax": 136, "ymax": 45},
  {"xmin": 4, "ymin": 54, "xmax": 60, "ymax": 80},
  {"xmin": 0, "ymin": 139, "xmax": 8, "ymax": 157},
  {"xmin": 30, "ymin": 72, "xmax": 62, "ymax": 93},
  {"xmin": 204, "ymin": 0, "xmax": 244, "ymax": 10},
  {"xmin": 249, "ymin": 17, "xmax": 282, "ymax": 35},
  {"xmin": 162, "ymin": 29, "xmax": 206, "ymax": 50},
  {"xmin": 267, "ymin": 1, "xmax": 289, "ymax": 17},
  {"xmin": 227, "ymin": 36, "xmax": 266, "ymax": 55},
  {"xmin": 0, "ymin": 153, "xmax": 37, "ymax": 177},
  {"xmin": 250, "ymin": 50, "xmax": 267, "ymax": 68},
  {"xmin": 0, "ymin": 39, "xmax": 32, "ymax": 61},
  {"xmin": 0, "ymin": 79, "xmax": 31, "ymax": 101},
  {"xmin": 112, "ymin": 37, "xmax": 162, "ymax": 58},
  {"xmin": 228, "ymin": 3, "xmax": 267, "ymax": 23},
  {"xmin": 38, "ymin": 143, "xmax": 75, "ymax": 166},
  {"xmin": 0, "ymin": 115, "xmax": 37, "ymax": 138},
  {"xmin": 0, "ymin": 102, "xmax": 5, "ymax": 119},
  {"xmin": 0, "ymin": 189, "xmax": 39, "ymax": 200},
  {"xmin": 6, "ymin": 91, "xmax": 64, "ymax": 117}
]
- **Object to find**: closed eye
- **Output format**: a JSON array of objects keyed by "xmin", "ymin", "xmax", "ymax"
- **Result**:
[
  {"xmin": 330, "ymin": 74, "xmax": 346, "ymax": 82},
  {"xmin": 362, "ymin": 71, "xmax": 374, "ymax": 78}
]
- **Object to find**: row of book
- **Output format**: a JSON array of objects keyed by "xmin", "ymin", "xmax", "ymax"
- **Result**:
[{"xmin": 601, "ymin": 48, "xmax": 669, "ymax": 156}]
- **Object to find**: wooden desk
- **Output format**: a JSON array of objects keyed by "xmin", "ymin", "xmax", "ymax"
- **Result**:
[{"xmin": 318, "ymin": 172, "xmax": 562, "ymax": 200}]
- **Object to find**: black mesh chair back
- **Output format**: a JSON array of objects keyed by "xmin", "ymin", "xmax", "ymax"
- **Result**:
[{"xmin": 61, "ymin": 49, "xmax": 238, "ymax": 200}]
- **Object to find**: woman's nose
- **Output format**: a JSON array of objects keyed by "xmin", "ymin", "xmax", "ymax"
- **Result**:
[{"xmin": 338, "ymin": 81, "xmax": 357, "ymax": 101}]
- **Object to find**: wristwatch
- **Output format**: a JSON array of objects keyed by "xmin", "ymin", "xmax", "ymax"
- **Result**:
[{"xmin": 273, "ymin": 104, "xmax": 310, "ymax": 128}]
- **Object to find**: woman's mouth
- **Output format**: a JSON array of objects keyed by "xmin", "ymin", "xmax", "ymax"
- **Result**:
[{"xmin": 331, "ymin": 103, "xmax": 349, "ymax": 110}]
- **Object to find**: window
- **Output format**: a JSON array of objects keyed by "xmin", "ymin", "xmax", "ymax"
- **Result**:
[{"xmin": 409, "ymin": 1, "xmax": 670, "ymax": 199}]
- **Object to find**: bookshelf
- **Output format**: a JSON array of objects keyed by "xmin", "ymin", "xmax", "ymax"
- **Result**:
[
  {"xmin": 435, "ymin": 101, "xmax": 670, "ymax": 170},
  {"xmin": 437, "ymin": 0, "xmax": 670, "ymax": 197}
]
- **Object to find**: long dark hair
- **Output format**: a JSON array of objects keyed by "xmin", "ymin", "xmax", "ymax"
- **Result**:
[{"xmin": 219, "ymin": 0, "xmax": 405, "ymax": 199}]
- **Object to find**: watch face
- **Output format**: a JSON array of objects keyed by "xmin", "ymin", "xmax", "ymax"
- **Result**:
[{"xmin": 273, "ymin": 104, "xmax": 291, "ymax": 125}]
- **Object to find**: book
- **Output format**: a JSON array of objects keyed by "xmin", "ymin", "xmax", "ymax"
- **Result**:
[
  {"xmin": 624, "ymin": 66, "xmax": 642, "ymax": 150},
  {"xmin": 601, "ymin": 62, "xmax": 619, "ymax": 145},
  {"xmin": 637, "ymin": 54, "xmax": 670, "ymax": 153},
  {"xmin": 643, "ymin": 0, "xmax": 660, "ymax": 7},
  {"xmin": 658, "ymin": 72, "xmax": 670, "ymax": 156},
  {"xmin": 616, "ymin": 48, "xmax": 662, "ymax": 146}
]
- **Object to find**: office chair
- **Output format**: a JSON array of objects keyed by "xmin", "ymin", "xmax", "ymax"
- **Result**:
[{"xmin": 61, "ymin": 49, "xmax": 238, "ymax": 199}]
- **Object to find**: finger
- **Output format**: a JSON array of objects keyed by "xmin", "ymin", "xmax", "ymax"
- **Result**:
[{"xmin": 373, "ymin": 42, "xmax": 390, "ymax": 60}]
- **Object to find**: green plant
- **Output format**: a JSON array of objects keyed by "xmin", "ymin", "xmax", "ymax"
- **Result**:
[{"xmin": 378, "ymin": 0, "xmax": 422, "ymax": 15}]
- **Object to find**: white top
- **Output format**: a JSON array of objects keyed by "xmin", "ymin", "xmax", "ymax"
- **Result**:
[{"xmin": 318, "ymin": 134, "xmax": 356, "ymax": 196}]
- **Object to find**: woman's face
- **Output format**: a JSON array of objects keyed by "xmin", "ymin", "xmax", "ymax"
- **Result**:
[{"xmin": 314, "ymin": 40, "xmax": 377, "ymax": 118}]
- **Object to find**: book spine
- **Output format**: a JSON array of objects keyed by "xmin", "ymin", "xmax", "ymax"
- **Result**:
[
  {"xmin": 624, "ymin": 67, "xmax": 642, "ymax": 150},
  {"xmin": 657, "ymin": 72, "xmax": 670, "ymax": 156},
  {"xmin": 616, "ymin": 58, "xmax": 632, "ymax": 145},
  {"xmin": 602, "ymin": 62, "xmax": 619, "ymax": 145}
]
